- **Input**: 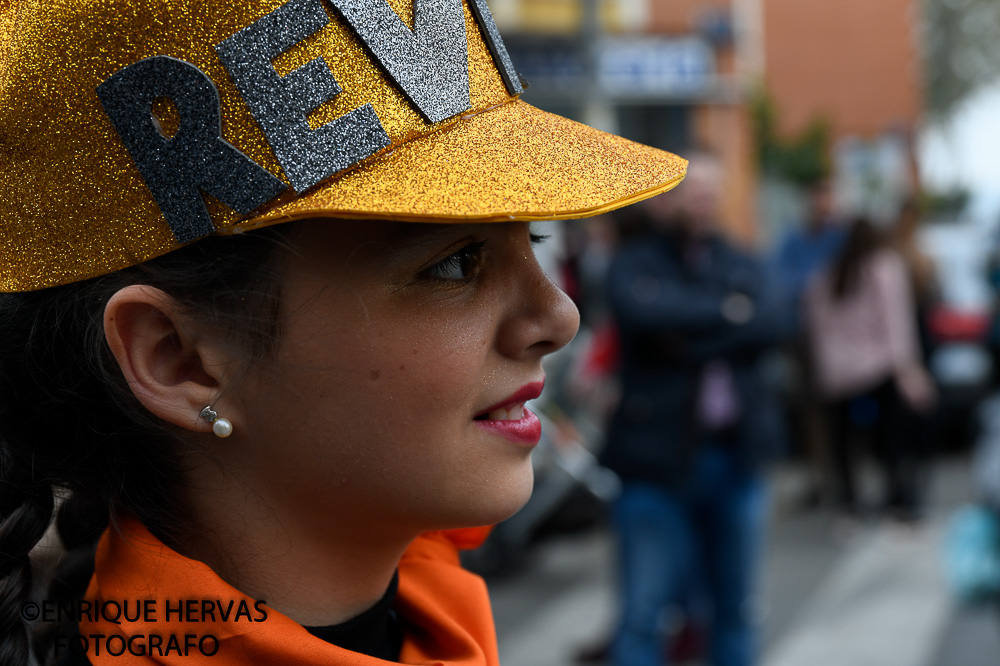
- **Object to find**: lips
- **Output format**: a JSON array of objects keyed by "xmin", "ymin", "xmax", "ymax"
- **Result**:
[
  {"xmin": 480, "ymin": 403, "xmax": 527, "ymax": 421},
  {"xmin": 474, "ymin": 380, "xmax": 544, "ymax": 446},
  {"xmin": 474, "ymin": 381, "xmax": 545, "ymax": 420}
]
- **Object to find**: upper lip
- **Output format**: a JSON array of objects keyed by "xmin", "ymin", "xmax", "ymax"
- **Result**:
[{"xmin": 475, "ymin": 380, "xmax": 545, "ymax": 418}]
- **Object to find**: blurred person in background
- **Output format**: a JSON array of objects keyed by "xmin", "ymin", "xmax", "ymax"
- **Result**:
[
  {"xmin": 773, "ymin": 179, "xmax": 848, "ymax": 508},
  {"xmin": 775, "ymin": 180, "xmax": 847, "ymax": 303},
  {"xmin": 561, "ymin": 216, "xmax": 628, "ymax": 426},
  {"xmin": 888, "ymin": 199, "xmax": 942, "ymax": 465},
  {"xmin": 889, "ymin": 199, "xmax": 939, "ymax": 361},
  {"xmin": 803, "ymin": 216, "xmax": 937, "ymax": 524},
  {"xmin": 600, "ymin": 151, "xmax": 792, "ymax": 666}
]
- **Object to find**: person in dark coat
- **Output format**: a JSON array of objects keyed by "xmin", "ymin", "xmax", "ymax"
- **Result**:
[{"xmin": 602, "ymin": 152, "xmax": 792, "ymax": 666}]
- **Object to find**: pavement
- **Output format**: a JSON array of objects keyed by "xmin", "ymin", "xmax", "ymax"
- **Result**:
[{"xmin": 484, "ymin": 457, "xmax": 1000, "ymax": 666}]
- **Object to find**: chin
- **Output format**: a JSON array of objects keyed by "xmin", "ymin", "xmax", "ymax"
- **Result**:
[
  {"xmin": 436, "ymin": 465, "xmax": 535, "ymax": 531},
  {"xmin": 485, "ymin": 474, "xmax": 535, "ymax": 525}
]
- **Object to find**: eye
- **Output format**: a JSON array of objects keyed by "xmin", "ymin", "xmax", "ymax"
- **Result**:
[{"xmin": 425, "ymin": 241, "xmax": 486, "ymax": 281}]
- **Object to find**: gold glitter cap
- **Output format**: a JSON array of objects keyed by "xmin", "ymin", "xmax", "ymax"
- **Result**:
[{"xmin": 0, "ymin": 0, "xmax": 686, "ymax": 292}]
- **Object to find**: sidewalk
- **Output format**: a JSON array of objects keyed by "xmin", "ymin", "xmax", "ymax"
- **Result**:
[{"xmin": 486, "ymin": 457, "xmax": 1000, "ymax": 666}]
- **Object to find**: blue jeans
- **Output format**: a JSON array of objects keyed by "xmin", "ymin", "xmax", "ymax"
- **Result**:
[{"xmin": 610, "ymin": 445, "xmax": 767, "ymax": 666}]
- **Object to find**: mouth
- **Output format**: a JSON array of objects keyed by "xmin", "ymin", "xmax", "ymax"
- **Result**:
[
  {"xmin": 473, "ymin": 403, "xmax": 527, "ymax": 421},
  {"xmin": 472, "ymin": 380, "xmax": 545, "ymax": 446},
  {"xmin": 473, "ymin": 381, "xmax": 545, "ymax": 421}
]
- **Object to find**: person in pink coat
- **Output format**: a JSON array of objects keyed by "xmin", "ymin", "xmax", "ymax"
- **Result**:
[{"xmin": 804, "ymin": 216, "xmax": 937, "ymax": 522}]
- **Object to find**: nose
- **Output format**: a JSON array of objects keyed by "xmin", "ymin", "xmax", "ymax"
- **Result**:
[{"xmin": 496, "ymin": 246, "xmax": 580, "ymax": 361}]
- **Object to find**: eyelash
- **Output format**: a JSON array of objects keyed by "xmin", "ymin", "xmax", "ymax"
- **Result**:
[
  {"xmin": 423, "ymin": 233, "xmax": 550, "ymax": 283},
  {"xmin": 425, "ymin": 241, "xmax": 487, "ymax": 282}
]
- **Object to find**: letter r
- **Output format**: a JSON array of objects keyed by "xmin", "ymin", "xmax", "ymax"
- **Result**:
[{"xmin": 97, "ymin": 56, "xmax": 288, "ymax": 243}]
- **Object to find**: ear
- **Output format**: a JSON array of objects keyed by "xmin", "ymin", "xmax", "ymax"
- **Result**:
[{"xmin": 104, "ymin": 285, "xmax": 233, "ymax": 434}]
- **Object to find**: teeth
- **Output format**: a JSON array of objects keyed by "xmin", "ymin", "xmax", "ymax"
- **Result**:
[{"xmin": 486, "ymin": 403, "xmax": 525, "ymax": 421}]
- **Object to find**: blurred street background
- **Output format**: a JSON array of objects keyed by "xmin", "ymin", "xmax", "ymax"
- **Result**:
[
  {"xmin": 485, "ymin": 460, "xmax": 998, "ymax": 666},
  {"xmin": 468, "ymin": 0, "xmax": 1000, "ymax": 664}
]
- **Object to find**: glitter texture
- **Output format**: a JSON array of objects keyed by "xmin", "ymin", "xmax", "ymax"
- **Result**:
[
  {"xmin": 0, "ymin": 0, "xmax": 686, "ymax": 292},
  {"xmin": 329, "ymin": 0, "xmax": 471, "ymax": 123},
  {"xmin": 248, "ymin": 99, "xmax": 686, "ymax": 225},
  {"xmin": 97, "ymin": 56, "xmax": 288, "ymax": 242},
  {"xmin": 467, "ymin": 0, "xmax": 522, "ymax": 95},
  {"xmin": 216, "ymin": 0, "xmax": 390, "ymax": 192}
]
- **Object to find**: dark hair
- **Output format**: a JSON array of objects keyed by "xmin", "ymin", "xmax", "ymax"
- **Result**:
[
  {"xmin": 830, "ymin": 216, "xmax": 885, "ymax": 299},
  {"xmin": 0, "ymin": 225, "xmax": 294, "ymax": 665}
]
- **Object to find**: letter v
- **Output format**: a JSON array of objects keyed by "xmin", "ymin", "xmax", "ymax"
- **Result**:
[{"xmin": 327, "ymin": 0, "xmax": 470, "ymax": 123}]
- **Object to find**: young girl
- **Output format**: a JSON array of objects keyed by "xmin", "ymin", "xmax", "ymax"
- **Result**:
[{"xmin": 0, "ymin": 0, "xmax": 685, "ymax": 663}]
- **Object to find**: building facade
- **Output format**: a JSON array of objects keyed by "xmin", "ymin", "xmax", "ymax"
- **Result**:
[{"xmin": 493, "ymin": 0, "xmax": 924, "ymax": 239}]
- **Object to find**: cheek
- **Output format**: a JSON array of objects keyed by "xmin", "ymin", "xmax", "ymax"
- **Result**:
[
  {"xmin": 248, "ymin": 301, "xmax": 527, "ymax": 526},
  {"xmin": 361, "ymin": 319, "xmax": 534, "ymax": 526},
  {"xmin": 336, "ymin": 323, "xmax": 494, "ymax": 500},
  {"xmin": 365, "ymin": 317, "xmax": 489, "ymax": 424}
]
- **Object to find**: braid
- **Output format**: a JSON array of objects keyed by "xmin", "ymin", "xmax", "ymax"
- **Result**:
[
  {"xmin": 0, "ymin": 447, "xmax": 55, "ymax": 666},
  {"xmin": 0, "ymin": 225, "xmax": 293, "ymax": 665},
  {"xmin": 32, "ymin": 492, "xmax": 109, "ymax": 663},
  {"xmin": 51, "ymin": 492, "xmax": 109, "ymax": 599}
]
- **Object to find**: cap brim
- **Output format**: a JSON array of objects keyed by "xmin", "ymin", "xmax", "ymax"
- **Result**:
[{"xmin": 240, "ymin": 99, "xmax": 686, "ymax": 228}]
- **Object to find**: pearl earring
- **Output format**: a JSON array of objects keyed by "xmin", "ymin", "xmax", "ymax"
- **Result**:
[{"xmin": 200, "ymin": 405, "xmax": 233, "ymax": 438}]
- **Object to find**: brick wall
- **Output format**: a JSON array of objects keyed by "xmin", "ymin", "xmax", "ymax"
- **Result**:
[{"xmin": 762, "ymin": 0, "xmax": 922, "ymax": 137}]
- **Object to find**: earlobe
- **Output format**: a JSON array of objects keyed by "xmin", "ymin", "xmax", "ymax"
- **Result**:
[{"xmin": 104, "ymin": 285, "xmax": 227, "ymax": 433}]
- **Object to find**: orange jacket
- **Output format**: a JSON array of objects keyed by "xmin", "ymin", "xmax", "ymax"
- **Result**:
[{"xmin": 76, "ymin": 517, "xmax": 499, "ymax": 665}]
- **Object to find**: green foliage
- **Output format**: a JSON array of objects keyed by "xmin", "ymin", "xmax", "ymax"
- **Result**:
[
  {"xmin": 918, "ymin": 188, "xmax": 970, "ymax": 219},
  {"xmin": 923, "ymin": 0, "xmax": 1000, "ymax": 119},
  {"xmin": 749, "ymin": 87, "xmax": 831, "ymax": 187}
]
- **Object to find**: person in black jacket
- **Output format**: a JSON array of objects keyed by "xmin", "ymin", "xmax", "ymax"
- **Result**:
[{"xmin": 602, "ymin": 152, "xmax": 792, "ymax": 666}]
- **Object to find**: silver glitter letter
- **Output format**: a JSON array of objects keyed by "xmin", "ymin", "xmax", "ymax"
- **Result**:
[
  {"xmin": 327, "ymin": 0, "xmax": 471, "ymax": 123},
  {"xmin": 216, "ymin": 0, "xmax": 391, "ymax": 193},
  {"xmin": 96, "ymin": 56, "xmax": 288, "ymax": 243},
  {"xmin": 467, "ymin": 0, "xmax": 524, "ymax": 95}
]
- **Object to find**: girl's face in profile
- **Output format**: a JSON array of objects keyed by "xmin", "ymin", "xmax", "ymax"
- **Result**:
[{"xmin": 223, "ymin": 220, "xmax": 579, "ymax": 540}]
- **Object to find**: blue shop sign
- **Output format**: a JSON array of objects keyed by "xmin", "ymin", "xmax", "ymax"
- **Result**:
[
  {"xmin": 598, "ymin": 36, "xmax": 715, "ymax": 95},
  {"xmin": 506, "ymin": 36, "xmax": 715, "ymax": 98}
]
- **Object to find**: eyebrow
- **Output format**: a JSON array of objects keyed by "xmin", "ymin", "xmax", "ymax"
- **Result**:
[{"xmin": 377, "ymin": 222, "xmax": 484, "ymax": 261}]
